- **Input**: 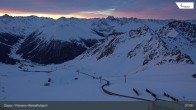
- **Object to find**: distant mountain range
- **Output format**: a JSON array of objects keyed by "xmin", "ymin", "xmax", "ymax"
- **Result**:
[{"xmin": 0, "ymin": 15, "xmax": 195, "ymax": 67}]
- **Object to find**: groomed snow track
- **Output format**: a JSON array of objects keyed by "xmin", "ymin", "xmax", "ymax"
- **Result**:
[{"xmin": 78, "ymin": 71, "xmax": 170, "ymax": 102}]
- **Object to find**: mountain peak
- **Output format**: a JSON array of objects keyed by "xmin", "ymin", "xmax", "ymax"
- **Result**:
[
  {"xmin": 2, "ymin": 14, "xmax": 12, "ymax": 18},
  {"xmin": 106, "ymin": 16, "xmax": 116, "ymax": 20}
]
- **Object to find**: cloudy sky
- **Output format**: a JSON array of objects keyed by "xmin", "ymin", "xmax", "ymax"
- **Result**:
[{"xmin": 0, "ymin": 0, "xmax": 195, "ymax": 19}]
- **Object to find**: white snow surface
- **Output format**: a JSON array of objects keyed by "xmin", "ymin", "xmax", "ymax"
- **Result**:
[
  {"xmin": 0, "ymin": 29, "xmax": 196, "ymax": 101},
  {"xmin": 0, "ymin": 61, "xmax": 195, "ymax": 101},
  {"xmin": 166, "ymin": 29, "xmax": 178, "ymax": 38},
  {"xmin": 0, "ymin": 15, "xmax": 170, "ymax": 41},
  {"xmin": 36, "ymin": 18, "xmax": 102, "ymax": 41},
  {"xmin": 0, "ymin": 16, "xmax": 195, "ymax": 101}
]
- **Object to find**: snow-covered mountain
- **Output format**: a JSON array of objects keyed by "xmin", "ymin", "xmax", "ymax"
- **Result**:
[
  {"xmin": 0, "ymin": 15, "xmax": 103, "ymax": 64},
  {"xmin": 0, "ymin": 15, "xmax": 196, "ymax": 102},
  {"xmin": 72, "ymin": 21, "xmax": 195, "ymax": 75},
  {"xmin": 0, "ymin": 15, "xmax": 195, "ymax": 65}
]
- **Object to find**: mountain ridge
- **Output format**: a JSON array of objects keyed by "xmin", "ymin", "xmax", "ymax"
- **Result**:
[{"xmin": 0, "ymin": 15, "xmax": 195, "ymax": 65}]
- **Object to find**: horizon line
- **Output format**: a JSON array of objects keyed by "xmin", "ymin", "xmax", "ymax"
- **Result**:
[{"xmin": 1, "ymin": 14, "xmax": 195, "ymax": 21}]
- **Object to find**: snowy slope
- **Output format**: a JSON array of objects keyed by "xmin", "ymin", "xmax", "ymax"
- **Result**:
[
  {"xmin": 75, "ymin": 22, "xmax": 195, "ymax": 75},
  {"xmin": 0, "ymin": 59, "xmax": 195, "ymax": 101},
  {"xmin": 36, "ymin": 18, "xmax": 102, "ymax": 41},
  {"xmin": 0, "ymin": 15, "xmax": 53, "ymax": 37},
  {"xmin": 0, "ymin": 15, "xmax": 170, "ymax": 41},
  {"xmin": 0, "ymin": 15, "xmax": 195, "ymax": 101},
  {"xmin": 0, "ymin": 15, "xmax": 174, "ymax": 64},
  {"xmin": 0, "ymin": 63, "xmax": 130, "ymax": 101},
  {"xmin": 0, "ymin": 15, "xmax": 102, "ymax": 41},
  {"xmin": 157, "ymin": 21, "xmax": 196, "ymax": 62}
]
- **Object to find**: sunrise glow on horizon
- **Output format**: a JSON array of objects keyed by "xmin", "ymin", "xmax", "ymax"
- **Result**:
[
  {"xmin": 0, "ymin": 0, "xmax": 195, "ymax": 20},
  {"xmin": 0, "ymin": 13, "xmax": 87, "ymax": 19},
  {"xmin": 0, "ymin": 9, "xmax": 96, "ymax": 19}
]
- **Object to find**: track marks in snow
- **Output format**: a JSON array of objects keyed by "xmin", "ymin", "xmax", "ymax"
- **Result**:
[{"xmin": 0, "ymin": 75, "xmax": 7, "ymax": 101}]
